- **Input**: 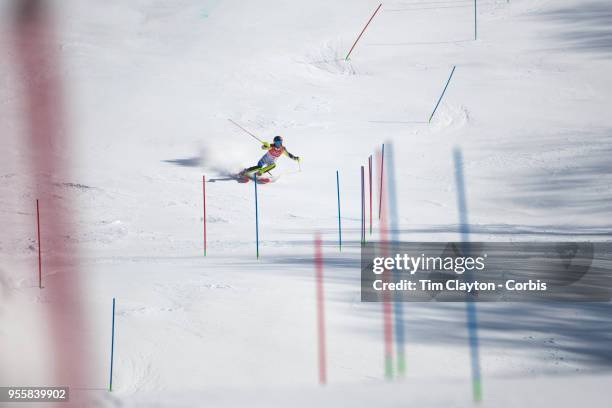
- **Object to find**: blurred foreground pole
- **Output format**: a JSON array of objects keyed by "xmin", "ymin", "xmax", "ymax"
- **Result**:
[
  {"xmin": 314, "ymin": 234, "xmax": 327, "ymax": 385},
  {"xmin": 453, "ymin": 148, "xmax": 482, "ymax": 402},
  {"xmin": 11, "ymin": 0, "xmax": 93, "ymax": 403},
  {"xmin": 386, "ymin": 143, "xmax": 405, "ymax": 376},
  {"xmin": 377, "ymin": 149, "xmax": 394, "ymax": 379}
]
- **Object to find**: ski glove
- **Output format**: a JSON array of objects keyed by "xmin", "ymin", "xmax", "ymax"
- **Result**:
[{"xmin": 262, "ymin": 142, "xmax": 270, "ymax": 149}]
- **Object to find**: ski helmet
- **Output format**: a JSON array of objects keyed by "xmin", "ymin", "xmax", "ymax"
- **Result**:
[{"xmin": 273, "ymin": 135, "xmax": 283, "ymax": 147}]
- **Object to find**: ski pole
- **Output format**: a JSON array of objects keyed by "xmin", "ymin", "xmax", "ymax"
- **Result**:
[{"xmin": 228, "ymin": 119, "xmax": 264, "ymax": 144}]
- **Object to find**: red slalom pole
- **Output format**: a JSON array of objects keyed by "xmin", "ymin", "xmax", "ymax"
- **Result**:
[
  {"xmin": 368, "ymin": 156, "xmax": 373, "ymax": 235},
  {"xmin": 314, "ymin": 233, "xmax": 327, "ymax": 385},
  {"xmin": 361, "ymin": 166, "xmax": 365, "ymax": 245},
  {"xmin": 378, "ymin": 144, "xmax": 385, "ymax": 220},
  {"xmin": 36, "ymin": 199, "xmax": 42, "ymax": 288},
  {"xmin": 202, "ymin": 175, "xmax": 207, "ymax": 256},
  {"xmin": 345, "ymin": 3, "xmax": 383, "ymax": 60}
]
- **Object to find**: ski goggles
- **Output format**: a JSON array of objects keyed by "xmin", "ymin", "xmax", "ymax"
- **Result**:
[{"xmin": 274, "ymin": 140, "xmax": 282, "ymax": 147}]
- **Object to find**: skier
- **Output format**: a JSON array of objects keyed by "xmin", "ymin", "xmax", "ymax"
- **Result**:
[{"xmin": 242, "ymin": 135, "xmax": 300, "ymax": 177}]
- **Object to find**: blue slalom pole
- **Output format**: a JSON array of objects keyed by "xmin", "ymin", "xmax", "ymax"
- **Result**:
[
  {"xmin": 454, "ymin": 149, "xmax": 470, "ymax": 242},
  {"xmin": 429, "ymin": 66, "xmax": 456, "ymax": 123},
  {"xmin": 255, "ymin": 176, "xmax": 259, "ymax": 259},
  {"xmin": 387, "ymin": 143, "xmax": 406, "ymax": 376},
  {"xmin": 109, "ymin": 297, "xmax": 116, "ymax": 392},
  {"xmin": 336, "ymin": 170, "xmax": 342, "ymax": 251},
  {"xmin": 453, "ymin": 148, "xmax": 482, "ymax": 402}
]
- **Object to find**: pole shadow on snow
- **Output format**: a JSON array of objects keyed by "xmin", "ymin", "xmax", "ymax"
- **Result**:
[
  {"xmin": 398, "ymin": 302, "xmax": 612, "ymax": 375},
  {"xmin": 537, "ymin": 1, "xmax": 612, "ymax": 57},
  {"xmin": 478, "ymin": 129, "xmax": 612, "ymax": 218},
  {"xmin": 262, "ymin": 242, "xmax": 612, "ymax": 374},
  {"xmin": 279, "ymin": 225, "xmax": 612, "ymax": 238},
  {"xmin": 399, "ymin": 225, "xmax": 612, "ymax": 238}
]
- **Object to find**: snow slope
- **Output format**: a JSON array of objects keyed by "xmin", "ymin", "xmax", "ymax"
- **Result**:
[{"xmin": 1, "ymin": 0, "xmax": 612, "ymax": 406}]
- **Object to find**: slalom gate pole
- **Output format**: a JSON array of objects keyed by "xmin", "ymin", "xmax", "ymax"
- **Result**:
[
  {"xmin": 369, "ymin": 156, "xmax": 373, "ymax": 236},
  {"xmin": 109, "ymin": 298, "xmax": 116, "ymax": 392},
  {"xmin": 429, "ymin": 66, "xmax": 456, "ymax": 123},
  {"xmin": 36, "ymin": 199, "xmax": 42, "ymax": 289},
  {"xmin": 203, "ymin": 175, "xmax": 207, "ymax": 256},
  {"xmin": 345, "ymin": 3, "xmax": 383, "ymax": 61},
  {"xmin": 255, "ymin": 176, "xmax": 260, "ymax": 259},
  {"xmin": 378, "ymin": 151, "xmax": 394, "ymax": 380},
  {"xmin": 453, "ymin": 148, "xmax": 482, "ymax": 402},
  {"xmin": 378, "ymin": 144, "xmax": 385, "ymax": 220},
  {"xmin": 474, "ymin": 0, "xmax": 477, "ymax": 41},
  {"xmin": 361, "ymin": 165, "xmax": 365, "ymax": 245},
  {"xmin": 13, "ymin": 1, "xmax": 91, "ymax": 390},
  {"xmin": 228, "ymin": 118, "xmax": 264, "ymax": 144},
  {"xmin": 314, "ymin": 233, "xmax": 327, "ymax": 385},
  {"xmin": 387, "ymin": 143, "xmax": 405, "ymax": 375},
  {"xmin": 336, "ymin": 170, "xmax": 342, "ymax": 251}
]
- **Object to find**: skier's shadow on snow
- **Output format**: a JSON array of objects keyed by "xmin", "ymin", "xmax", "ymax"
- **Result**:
[
  {"xmin": 208, "ymin": 176, "xmax": 243, "ymax": 183},
  {"xmin": 162, "ymin": 156, "xmax": 240, "ymax": 182},
  {"xmin": 162, "ymin": 156, "xmax": 202, "ymax": 167}
]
